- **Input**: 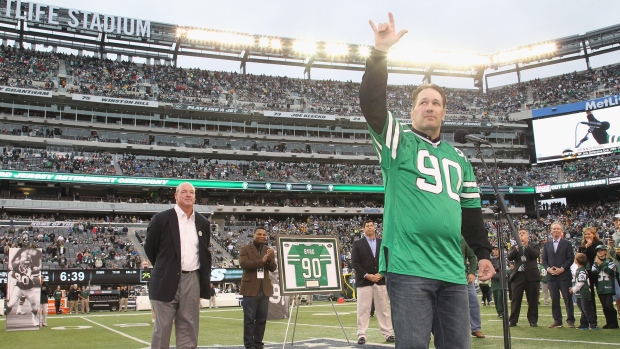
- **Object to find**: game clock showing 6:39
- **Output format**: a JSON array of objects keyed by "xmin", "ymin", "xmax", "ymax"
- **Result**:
[{"xmin": 41, "ymin": 269, "xmax": 142, "ymax": 285}]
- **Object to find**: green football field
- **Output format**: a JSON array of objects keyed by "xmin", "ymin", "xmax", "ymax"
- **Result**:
[{"xmin": 2, "ymin": 301, "xmax": 620, "ymax": 348}]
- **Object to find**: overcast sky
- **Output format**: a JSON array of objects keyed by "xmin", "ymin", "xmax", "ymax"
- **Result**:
[{"xmin": 21, "ymin": 0, "xmax": 620, "ymax": 89}]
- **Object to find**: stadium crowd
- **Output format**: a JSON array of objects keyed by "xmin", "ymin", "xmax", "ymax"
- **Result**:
[{"xmin": 3, "ymin": 45, "xmax": 620, "ymax": 120}]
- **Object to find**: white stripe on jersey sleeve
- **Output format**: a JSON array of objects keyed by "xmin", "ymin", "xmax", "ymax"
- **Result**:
[
  {"xmin": 371, "ymin": 135, "xmax": 383, "ymax": 163},
  {"xmin": 460, "ymin": 192, "xmax": 481, "ymax": 199},
  {"xmin": 386, "ymin": 112, "xmax": 394, "ymax": 149},
  {"xmin": 384, "ymin": 112, "xmax": 400, "ymax": 160},
  {"xmin": 463, "ymin": 182, "xmax": 478, "ymax": 187}
]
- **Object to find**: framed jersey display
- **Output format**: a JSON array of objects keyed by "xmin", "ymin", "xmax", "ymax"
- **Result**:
[{"xmin": 275, "ymin": 235, "xmax": 343, "ymax": 295}]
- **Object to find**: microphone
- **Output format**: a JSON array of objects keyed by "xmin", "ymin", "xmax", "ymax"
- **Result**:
[
  {"xmin": 580, "ymin": 121, "xmax": 610, "ymax": 130},
  {"xmin": 454, "ymin": 129, "xmax": 491, "ymax": 145}
]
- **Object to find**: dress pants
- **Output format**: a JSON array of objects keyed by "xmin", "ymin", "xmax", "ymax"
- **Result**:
[
  {"xmin": 151, "ymin": 272, "xmax": 200, "ymax": 349},
  {"xmin": 356, "ymin": 284, "xmax": 393, "ymax": 340},
  {"xmin": 508, "ymin": 272, "xmax": 539, "ymax": 325}
]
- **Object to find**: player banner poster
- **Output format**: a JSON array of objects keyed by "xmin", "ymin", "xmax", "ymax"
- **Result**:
[
  {"xmin": 276, "ymin": 235, "xmax": 343, "ymax": 296},
  {"xmin": 267, "ymin": 266, "xmax": 289, "ymax": 320},
  {"xmin": 6, "ymin": 248, "xmax": 43, "ymax": 331}
]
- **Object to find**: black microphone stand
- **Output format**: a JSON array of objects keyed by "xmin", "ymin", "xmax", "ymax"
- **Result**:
[
  {"xmin": 575, "ymin": 128, "xmax": 593, "ymax": 148},
  {"xmin": 473, "ymin": 143, "xmax": 523, "ymax": 349}
]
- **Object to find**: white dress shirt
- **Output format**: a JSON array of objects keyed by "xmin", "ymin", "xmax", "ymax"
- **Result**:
[{"xmin": 174, "ymin": 204, "xmax": 200, "ymax": 271}]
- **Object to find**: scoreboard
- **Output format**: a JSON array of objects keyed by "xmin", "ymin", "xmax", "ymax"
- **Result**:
[
  {"xmin": 42, "ymin": 269, "xmax": 142, "ymax": 285},
  {"xmin": 0, "ymin": 268, "xmax": 245, "ymax": 285}
]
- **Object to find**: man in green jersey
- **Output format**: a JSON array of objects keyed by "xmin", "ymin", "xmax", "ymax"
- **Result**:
[{"xmin": 359, "ymin": 13, "xmax": 494, "ymax": 349}]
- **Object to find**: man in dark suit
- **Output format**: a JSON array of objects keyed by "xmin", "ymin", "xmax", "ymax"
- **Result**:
[
  {"xmin": 239, "ymin": 227, "xmax": 277, "ymax": 349},
  {"xmin": 351, "ymin": 219, "xmax": 394, "ymax": 345},
  {"xmin": 507, "ymin": 229, "xmax": 541, "ymax": 327},
  {"xmin": 541, "ymin": 222, "xmax": 575, "ymax": 328},
  {"xmin": 145, "ymin": 182, "xmax": 212, "ymax": 349}
]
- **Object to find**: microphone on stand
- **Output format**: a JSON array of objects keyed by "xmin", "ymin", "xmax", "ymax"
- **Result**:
[
  {"xmin": 454, "ymin": 129, "xmax": 491, "ymax": 145},
  {"xmin": 580, "ymin": 121, "xmax": 610, "ymax": 130}
]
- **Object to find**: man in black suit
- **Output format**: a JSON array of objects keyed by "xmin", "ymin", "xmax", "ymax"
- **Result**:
[
  {"xmin": 507, "ymin": 229, "xmax": 541, "ymax": 327},
  {"xmin": 351, "ymin": 219, "xmax": 394, "ymax": 345},
  {"xmin": 541, "ymin": 222, "xmax": 575, "ymax": 328},
  {"xmin": 145, "ymin": 182, "xmax": 212, "ymax": 349}
]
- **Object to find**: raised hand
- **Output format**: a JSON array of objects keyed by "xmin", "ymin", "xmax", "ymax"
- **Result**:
[{"xmin": 368, "ymin": 12, "xmax": 408, "ymax": 52}]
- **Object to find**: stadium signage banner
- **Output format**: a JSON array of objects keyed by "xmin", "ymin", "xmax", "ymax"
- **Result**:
[
  {"xmin": 532, "ymin": 94, "xmax": 620, "ymax": 118},
  {"xmin": 534, "ymin": 179, "xmax": 607, "ymax": 193},
  {"xmin": 608, "ymin": 176, "xmax": 620, "ymax": 185},
  {"xmin": 30, "ymin": 221, "xmax": 74, "ymax": 227},
  {"xmin": 0, "ymin": 86, "xmax": 52, "ymax": 97},
  {"xmin": 349, "ymin": 116, "xmax": 366, "ymax": 122},
  {"xmin": 0, "ymin": 170, "xmax": 540, "ymax": 194},
  {"xmin": 264, "ymin": 111, "xmax": 336, "ymax": 121},
  {"xmin": 3, "ymin": 1, "xmax": 151, "ymax": 38},
  {"xmin": 173, "ymin": 104, "xmax": 250, "ymax": 114},
  {"xmin": 443, "ymin": 121, "xmax": 492, "ymax": 127},
  {"xmin": 72, "ymin": 94, "xmax": 158, "ymax": 107}
]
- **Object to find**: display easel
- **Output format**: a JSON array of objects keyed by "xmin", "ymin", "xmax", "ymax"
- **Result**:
[
  {"xmin": 281, "ymin": 294, "xmax": 349, "ymax": 348},
  {"xmin": 275, "ymin": 235, "xmax": 347, "ymax": 348}
]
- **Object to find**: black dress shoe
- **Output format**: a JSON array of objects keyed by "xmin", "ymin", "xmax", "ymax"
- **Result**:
[
  {"xmin": 357, "ymin": 337, "xmax": 366, "ymax": 345},
  {"xmin": 386, "ymin": 335, "xmax": 395, "ymax": 342},
  {"xmin": 530, "ymin": 323, "xmax": 538, "ymax": 327},
  {"xmin": 509, "ymin": 322, "xmax": 517, "ymax": 327}
]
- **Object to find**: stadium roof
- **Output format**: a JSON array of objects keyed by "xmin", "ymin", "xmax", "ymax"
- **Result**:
[{"xmin": 1, "ymin": 1, "xmax": 620, "ymax": 85}]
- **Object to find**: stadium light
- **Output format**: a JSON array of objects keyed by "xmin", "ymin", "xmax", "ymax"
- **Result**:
[
  {"xmin": 259, "ymin": 37, "xmax": 270, "ymax": 47},
  {"xmin": 491, "ymin": 42, "xmax": 557, "ymax": 66},
  {"xmin": 325, "ymin": 42, "xmax": 349, "ymax": 57},
  {"xmin": 270, "ymin": 38, "xmax": 282, "ymax": 50},
  {"xmin": 387, "ymin": 46, "xmax": 487, "ymax": 69},
  {"xmin": 293, "ymin": 39, "xmax": 317, "ymax": 56},
  {"xmin": 176, "ymin": 27, "xmax": 188, "ymax": 38},
  {"xmin": 185, "ymin": 29, "xmax": 255, "ymax": 47},
  {"xmin": 358, "ymin": 46, "xmax": 370, "ymax": 58}
]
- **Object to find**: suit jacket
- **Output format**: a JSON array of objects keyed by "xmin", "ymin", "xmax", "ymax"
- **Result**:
[
  {"xmin": 144, "ymin": 207, "xmax": 211, "ymax": 302},
  {"xmin": 541, "ymin": 238, "xmax": 574, "ymax": 282},
  {"xmin": 507, "ymin": 244, "xmax": 541, "ymax": 282},
  {"xmin": 351, "ymin": 236, "xmax": 385, "ymax": 287},
  {"xmin": 239, "ymin": 242, "xmax": 277, "ymax": 297}
]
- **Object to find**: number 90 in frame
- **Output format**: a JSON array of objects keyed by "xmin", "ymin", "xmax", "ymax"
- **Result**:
[{"xmin": 276, "ymin": 235, "xmax": 343, "ymax": 296}]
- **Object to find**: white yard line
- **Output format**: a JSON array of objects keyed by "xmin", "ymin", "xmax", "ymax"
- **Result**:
[{"xmin": 80, "ymin": 316, "xmax": 151, "ymax": 346}]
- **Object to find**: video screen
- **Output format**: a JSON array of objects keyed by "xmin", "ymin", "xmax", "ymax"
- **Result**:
[{"xmin": 532, "ymin": 105, "xmax": 620, "ymax": 163}]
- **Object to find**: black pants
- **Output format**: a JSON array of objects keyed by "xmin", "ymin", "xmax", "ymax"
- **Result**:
[
  {"xmin": 243, "ymin": 289, "xmax": 269, "ymax": 349},
  {"xmin": 54, "ymin": 299, "xmax": 61, "ymax": 314},
  {"xmin": 508, "ymin": 272, "xmax": 539, "ymax": 325},
  {"xmin": 479, "ymin": 284, "xmax": 492, "ymax": 304},
  {"xmin": 598, "ymin": 293, "xmax": 619, "ymax": 327}
]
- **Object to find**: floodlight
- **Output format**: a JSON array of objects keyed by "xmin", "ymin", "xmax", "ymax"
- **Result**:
[
  {"xmin": 259, "ymin": 37, "xmax": 270, "ymax": 47},
  {"xmin": 293, "ymin": 39, "xmax": 316, "ymax": 55},
  {"xmin": 325, "ymin": 42, "xmax": 349, "ymax": 56},
  {"xmin": 270, "ymin": 38, "xmax": 282, "ymax": 50},
  {"xmin": 491, "ymin": 42, "xmax": 557, "ymax": 65},
  {"xmin": 358, "ymin": 46, "xmax": 370, "ymax": 58},
  {"xmin": 185, "ymin": 29, "xmax": 254, "ymax": 47}
]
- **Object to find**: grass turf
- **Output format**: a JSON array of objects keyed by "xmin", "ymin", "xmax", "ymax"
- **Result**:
[{"xmin": 2, "ymin": 300, "xmax": 620, "ymax": 348}]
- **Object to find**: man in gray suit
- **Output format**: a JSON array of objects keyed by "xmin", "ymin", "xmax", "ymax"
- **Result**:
[
  {"xmin": 541, "ymin": 222, "xmax": 575, "ymax": 328},
  {"xmin": 145, "ymin": 182, "xmax": 212, "ymax": 349}
]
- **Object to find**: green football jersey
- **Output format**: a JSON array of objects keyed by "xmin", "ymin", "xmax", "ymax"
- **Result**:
[
  {"xmin": 538, "ymin": 263, "xmax": 548, "ymax": 283},
  {"xmin": 369, "ymin": 112, "xmax": 481, "ymax": 285},
  {"xmin": 286, "ymin": 243, "xmax": 332, "ymax": 287},
  {"xmin": 592, "ymin": 259, "xmax": 616, "ymax": 295},
  {"xmin": 573, "ymin": 266, "xmax": 591, "ymax": 299}
]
